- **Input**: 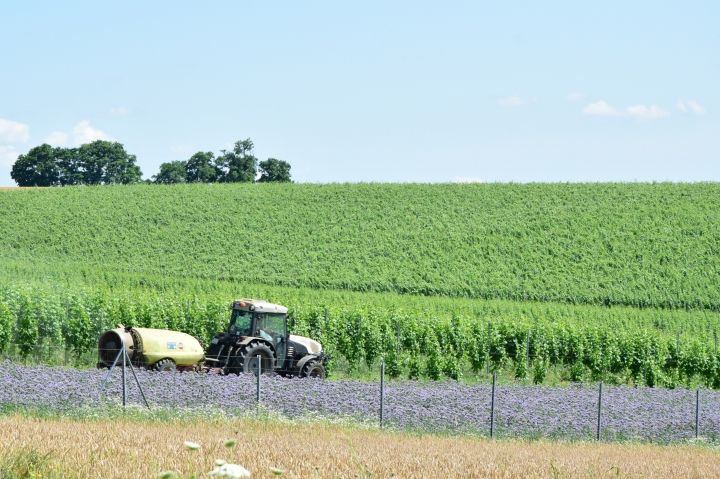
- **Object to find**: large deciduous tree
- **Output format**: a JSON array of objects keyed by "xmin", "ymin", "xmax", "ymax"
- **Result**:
[
  {"xmin": 152, "ymin": 160, "xmax": 187, "ymax": 184},
  {"xmin": 258, "ymin": 158, "xmax": 292, "ymax": 183},
  {"xmin": 74, "ymin": 140, "xmax": 143, "ymax": 185},
  {"xmin": 10, "ymin": 144, "xmax": 63, "ymax": 186},
  {"xmin": 216, "ymin": 139, "xmax": 257, "ymax": 183},
  {"xmin": 185, "ymin": 152, "xmax": 218, "ymax": 183}
]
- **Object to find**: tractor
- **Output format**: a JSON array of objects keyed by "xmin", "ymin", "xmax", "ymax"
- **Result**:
[
  {"xmin": 97, "ymin": 298, "xmax": 329, "ymax": 378},
  {"xmin": 203, "ymin": 299, "xmax": 329, "ymax": 378}
]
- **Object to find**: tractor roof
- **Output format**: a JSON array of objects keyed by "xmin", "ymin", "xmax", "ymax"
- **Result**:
[{"xmin": 233, "ymin": 298, "xmax": 289, "ymax": 314}]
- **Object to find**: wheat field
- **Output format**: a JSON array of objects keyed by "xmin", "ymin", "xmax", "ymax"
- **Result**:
[{"xmin": 1, "ymin": 415, "xmax": 719, "ymax": 478}]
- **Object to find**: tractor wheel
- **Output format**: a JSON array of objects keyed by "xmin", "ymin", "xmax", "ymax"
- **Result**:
[
  {"xmin": 154, "ymin": 358, "xmax": 177, "ymax": 372},
  {"xmin": 299, "ymin": 359, "xmax": 326, "ymax": 379},
  {"xmin": 235, "ymin": 342, "xmax": 275, "ymax": 376}
]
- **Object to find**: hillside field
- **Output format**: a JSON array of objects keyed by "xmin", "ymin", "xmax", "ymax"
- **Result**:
[
  {"xmin": 1, "ymin": 182, "xmax": 719, "ymax": 309},
  {"xmin": 1, "ymin": 183, "xmax": 720, "ymax": 387}
]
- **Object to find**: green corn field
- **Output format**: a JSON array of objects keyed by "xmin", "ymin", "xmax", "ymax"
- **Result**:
[{"xmin": 1, "ymin": 182, "xmax": 720, "ymax": 387}]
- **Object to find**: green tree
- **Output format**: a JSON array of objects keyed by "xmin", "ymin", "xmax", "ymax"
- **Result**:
[
  {"xmin": 10, "ymin": 144, "xmax": 62, "ymax": 186},
  {"xmin": 153, "ymin": 160, "xmax": 188, "ymax": 184},
  {"xmin": 216, "ymin": 139, "xmax": 257, "ymax": 183},
  {"xmin": 258, "ymin": 158, "xmax": 292, "ymax": 183},
  {"xmin": 74, "ymin": 140, "xmax": 143, "ymax": 185},
  {"xmin": 186, "ymin": 152, "xmax": 218, "ymax": 183}
]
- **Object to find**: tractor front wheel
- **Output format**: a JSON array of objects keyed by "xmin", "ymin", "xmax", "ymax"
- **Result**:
[
  {"xmin": 299, "ymin": 360, "xmax": 326, "ymax": 379},
  {"xmin": 235, "ymin": 342, "xmax": 275, "ymax": 376}
]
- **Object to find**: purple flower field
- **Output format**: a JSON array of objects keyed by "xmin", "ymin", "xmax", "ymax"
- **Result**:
[{"xmin": 1, "ymin": 361, "xmax": 719, "ymax": 443}]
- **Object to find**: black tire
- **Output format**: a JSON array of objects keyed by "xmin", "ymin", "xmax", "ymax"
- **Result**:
[
  {"xmin": 234, "ymin": 342, "xmax": 275, "ymax": 376},
  {"xmin": 299, "ymin": 359, "xmax": 326, "ymax": 379},
  {"xmin": 154, "ymin": 358, "xmax": 177, "ymax": 372}
]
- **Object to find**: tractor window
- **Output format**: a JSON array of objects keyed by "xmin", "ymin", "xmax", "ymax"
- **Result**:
[
  {"xmin": 256, "ymin": 313, "xmax": 287, "ymax": 365},
  {"xmin": 256, "ymin": 313, "xmax": 286, "ymax": 339},
  {"xmin": 229, "ymin": 310, "xmax": 252, "ymax": 336}
]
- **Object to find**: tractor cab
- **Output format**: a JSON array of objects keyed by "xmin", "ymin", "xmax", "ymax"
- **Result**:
[{"xmin": 227, "ymin": 299, "xmax": 288, "ymax": 363}]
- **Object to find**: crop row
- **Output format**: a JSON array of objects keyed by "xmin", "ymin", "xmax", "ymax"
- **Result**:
[
  {"xmin": 4, "ymin": 259, "xmax": 720, "ymax": 337},
  {"xmin": 2, "ymin": 284, "xmax": 720, "ymax": 389},
  {"xmin": 2, "ymin": 182, "xmax": 720, "ymax": 310}
]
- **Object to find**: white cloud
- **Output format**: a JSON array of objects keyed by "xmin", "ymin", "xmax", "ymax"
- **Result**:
[
  {"xmin": 0, "ymin": 119, "xmax": 30, "ymax": 143},
  {"xmin": 498, "ymin": 95, "xmax": 527, "ymax": 107},
  {"xmin": 73, "ymin": 120, "xmax": 114, "ymax": 145},
  {"xmin": 582, "ymin": 100, "xmax": 672, "ymax": 121},
  {"xmin": 565, "ymin": 92, "xmax": 585, "ymax": 101},
  {"xmin": 0, "ymin": 145, "xmax": 19, "ymax": 168},
  {"xmin": 45, "ymin": 131, "xmax": 68, "ymax": 147},
  {"xmin": 687, "ymin": 101, "xmax": 706, "ymax": 114},
  {"xmin": 626, "ymin": 104, "xmax": 670, "ymax": 121},
  {"xmin": 110, "ymin": 107, "xmax": 130, "ymax": 116},
  {"xmin": 453, "ymin": 176, "xmax": 484, "ymax": 183},
  {"xmin": 582, "ymin": 101, "xmax": 620, "ymax": 116},
  {"xmin": 676, "ymin": 100, "xmax": 706, "ymax": 115}
]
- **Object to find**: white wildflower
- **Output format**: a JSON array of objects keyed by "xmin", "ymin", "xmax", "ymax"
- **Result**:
[
  {"xmin": 208, "ymin": 463, "xmax": 251, "ymax": 478},
  {"xmin": 183, "ymin": 441, "xmax": 201, "ymax": 450}
]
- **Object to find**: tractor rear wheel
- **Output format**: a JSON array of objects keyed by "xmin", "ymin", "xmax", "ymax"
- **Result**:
[
  {"xmin": 154, "ymin": 358, "xmax": 177, "ymax": 372},
  {"xmin": 299, "ymin": 359, "xmax": 326, "ymax": 379},
  {"xmin": 234, "ymin": 342, "xmax": 275, "ymax": 376}
]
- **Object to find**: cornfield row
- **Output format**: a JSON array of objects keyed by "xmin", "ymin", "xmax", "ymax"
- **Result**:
[{"xmin": 2, "ymin": 284, "xmax": 720, "ymax": 388}]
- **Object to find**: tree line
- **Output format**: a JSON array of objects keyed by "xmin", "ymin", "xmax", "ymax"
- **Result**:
[
  {"xmin": 152, "ymin": 139, "xmax": 291, "ymax": 184},
  {"xmin": 10, "ymin": 138, "xmax": 290, "ymax": 186}
]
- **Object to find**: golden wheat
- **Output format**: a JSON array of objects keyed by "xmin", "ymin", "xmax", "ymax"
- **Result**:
[{"xmin": 1, "ymin": 415, "xmax": 718, "ymax": 478}]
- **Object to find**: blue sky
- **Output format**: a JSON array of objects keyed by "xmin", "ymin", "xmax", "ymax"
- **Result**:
[{"xmin": 1, "ymin": 1, "xmax": 717, "ymax": 184}]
